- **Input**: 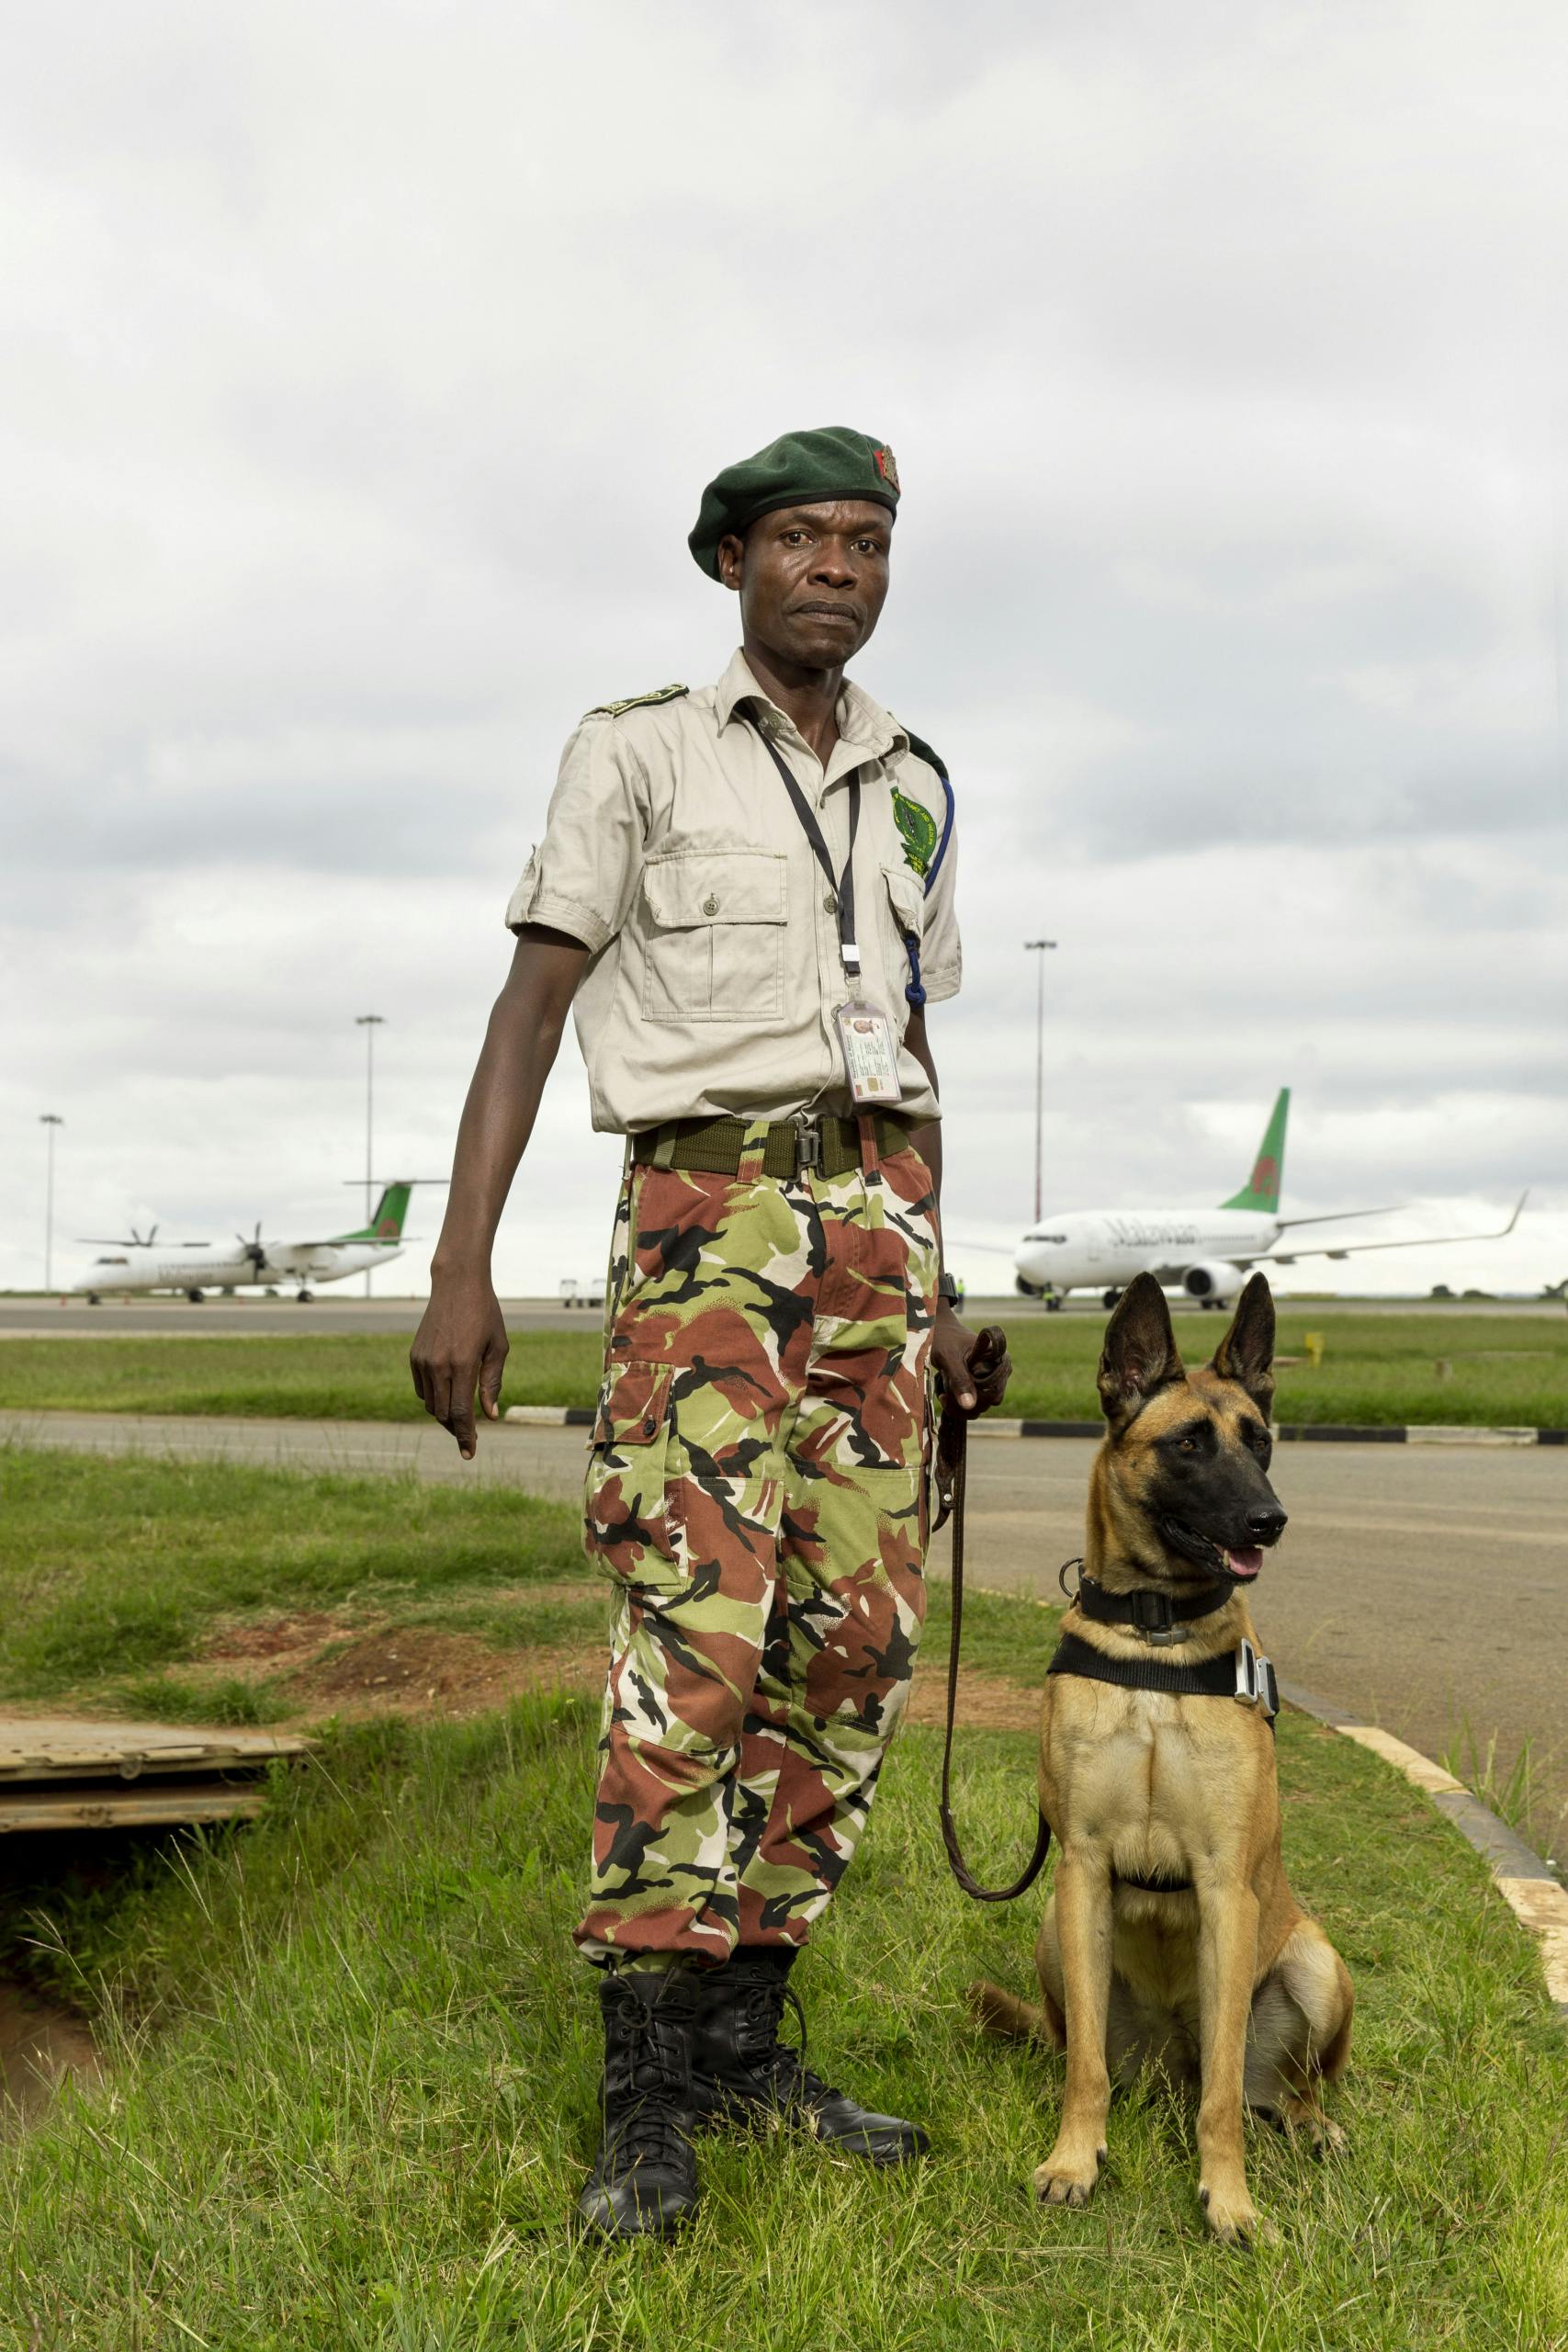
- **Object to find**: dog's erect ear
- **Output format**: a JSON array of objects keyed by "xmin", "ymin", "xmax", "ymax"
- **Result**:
[
  {"xmin": 1098, "ymin": 1272, "xmax": 1186, "ymax": 1431},
  {"xmin": 1210, "ymin": 1272, "xmax": 1276, "ymax": 1419}
]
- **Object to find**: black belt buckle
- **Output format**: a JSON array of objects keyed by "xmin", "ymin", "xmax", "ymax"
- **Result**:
[
  {"xmin": 1130, "ymin": 1588, "xmax": 1181, "ymax": 1646},
  {"xmin": 792, "ymin": 1113, "xmax": 823, "ymax": 1177}
]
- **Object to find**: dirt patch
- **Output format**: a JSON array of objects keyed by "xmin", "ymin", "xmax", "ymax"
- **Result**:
[
  {"xmin": 0, "ymin": 1981, "xmax": 99, "ymax": 2136},
  {"xmin": 906, "ymin": 1668, "xmax": 1041, "ymax": 1735},
  {"xmin": 197, "ymin": 1584, "xmax": 600, "ymax": 1680},
  {"xmin": 200, "ymin": 1610, "xmax": 350, "ymax": 1668},
  {"xmin": 282, "ymin": 1625, "xmax": 602, "ymax": 1722}
]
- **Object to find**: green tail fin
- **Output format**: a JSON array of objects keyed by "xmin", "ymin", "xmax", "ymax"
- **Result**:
[
  {"xmin": 1220, "ymin": 1091, "xmax": 1289, "ymax": 1215},
  {"xmin": 335, "ymin": 1183, "xmax": 412, "ymax": 1244}
]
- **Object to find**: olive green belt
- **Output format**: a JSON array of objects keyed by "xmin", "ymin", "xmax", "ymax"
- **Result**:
[{"xmin": 630, "ymin": 1111, "xmax": 917, "ymax": 1182}]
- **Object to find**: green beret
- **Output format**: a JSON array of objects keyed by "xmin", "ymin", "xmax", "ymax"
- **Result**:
[{"xmin": 688, "ymin": 425, "xmax": 900, "ymax": 580}]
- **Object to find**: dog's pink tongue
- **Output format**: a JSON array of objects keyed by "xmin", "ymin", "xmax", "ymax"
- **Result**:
[{"xmin": 1225, "ymin": 1546, "xmax": 1264, "ymax": 1580}]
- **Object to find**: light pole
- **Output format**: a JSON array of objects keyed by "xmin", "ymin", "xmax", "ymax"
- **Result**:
[
  {"xmin": 1024, "ymin": 942, "xmax": 1056, "ymax": 1226},
  {"xmin": 39, "ymin": 1114, "xmax": 63, "ymax": 1294},
  {"xmin": 355, "ymin": 1015, "xmax": 385, "ymax": 1297}
]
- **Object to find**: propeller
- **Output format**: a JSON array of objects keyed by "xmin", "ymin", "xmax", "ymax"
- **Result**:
[
  {"xmin": 234, "ymin": 1222, "xmax": 270, "ymax": 1274},
  {"xmin": 79, "ymin": 1225, "xmax": 161, "ymax": 1248}
]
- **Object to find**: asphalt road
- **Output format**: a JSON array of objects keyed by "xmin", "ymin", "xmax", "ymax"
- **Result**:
[
  {"xmin": 5, "ymin": 1404, "xmax": 1563, "ymax": 1861},
  {"xmin": 0, "ymin": 1297, "xmax": 608, "ymax": 1336},
  {"xmin": 4, "ymin": 1296, "xmax": 1562, "ymax": 1337}
]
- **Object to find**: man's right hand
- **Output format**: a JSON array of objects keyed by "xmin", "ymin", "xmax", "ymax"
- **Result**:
[{"xmin": 411, "ymin": 1275, "xmax": 510, "ymax": 1459}]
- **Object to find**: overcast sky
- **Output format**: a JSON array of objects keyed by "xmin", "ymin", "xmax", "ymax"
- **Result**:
[{"xmin": 4, "ymin": 0, "xmax": 1565, "ymax": 1303}]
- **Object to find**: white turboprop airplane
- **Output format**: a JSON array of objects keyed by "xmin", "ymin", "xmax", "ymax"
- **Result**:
[
  {"xmin": 73, "ymin": 1182, "xmax": 423, "ymax": 1305},
  {"xmin": 1007, "ymin": 1090, "xmax": 1528, "ymax": 1309}
]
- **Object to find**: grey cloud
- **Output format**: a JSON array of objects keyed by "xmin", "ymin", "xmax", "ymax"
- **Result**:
[{"xmin": 4, "ymin": 1, "xmax": 1567, "ymax": 1299}]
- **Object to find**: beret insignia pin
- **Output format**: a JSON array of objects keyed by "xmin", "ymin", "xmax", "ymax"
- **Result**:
[{"xmin": 874, "ymin": 446, "xmax": 900, "ymax": 492}]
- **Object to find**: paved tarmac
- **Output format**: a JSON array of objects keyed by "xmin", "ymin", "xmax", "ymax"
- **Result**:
[
  {"xmin": 0, "ymin": 1297, "xmax": 607, "ymax": 1336},
  {"xmin": 4, "ymin": 1295, "xmax": 1562, "ymax": 1337},
  {"xmin": 4, "ymin": 1404, "xmax": 1563, "ymax": 1860}
]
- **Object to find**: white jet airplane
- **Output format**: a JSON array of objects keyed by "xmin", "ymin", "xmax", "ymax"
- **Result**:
[
  {"xmin": 1008, "ymin": 1090, "xmax": 1527, "ymax": 1309},
  {"xmin": 73, "ymin": 1182, "xmax": 421, "ymax": 1304}
]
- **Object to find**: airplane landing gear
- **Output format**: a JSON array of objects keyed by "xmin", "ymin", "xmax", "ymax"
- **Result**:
[
  {"xmin": 85, "ymin": 1293, "xmax": 101, "ymax": 1306},
  {"xmin": 186, "ymin": 1288, "xmax": 205, "ymax": 1303},
  {"xmin": 296, "ymin": 1289, "xmax": 315, "ymax": 1304},
  {"xmin": 1101, "ymin": 1287, "xmax": 1122, "ymax": 1309}
]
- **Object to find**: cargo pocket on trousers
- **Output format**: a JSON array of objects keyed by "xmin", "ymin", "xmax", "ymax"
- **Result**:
[{"xmin": 583, "ymin": 1358, "xmax": 687, "ymax": 1589}]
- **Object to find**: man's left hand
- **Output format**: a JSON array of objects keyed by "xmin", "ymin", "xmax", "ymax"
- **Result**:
[{"xmin": 931, "ymin": 1310, "xmax": 1012, "ymax": 1416}]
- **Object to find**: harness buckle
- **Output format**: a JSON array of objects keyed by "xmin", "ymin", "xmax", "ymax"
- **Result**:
[
  {"xmin": 1233, "ymin": 1638, "xmax": 1279, "ymax": 1719},
  {"xmin": 791, "ymin": 1112, "xmax": 823, "ymax": 1176}
]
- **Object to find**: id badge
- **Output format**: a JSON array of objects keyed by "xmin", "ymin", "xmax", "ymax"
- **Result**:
[{"xmin": 834, "ymin": 998, "xmax": 904, "ymax": 1107}]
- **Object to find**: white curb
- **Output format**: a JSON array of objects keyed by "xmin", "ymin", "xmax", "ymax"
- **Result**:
[
  {"xmin": 1279, "ymin": 1684, "xmax": 1568, "ymax": 2024},
  {"xmin": 1404, "ymin": 1424, "xmax": 1540, "ymax": 1447}
]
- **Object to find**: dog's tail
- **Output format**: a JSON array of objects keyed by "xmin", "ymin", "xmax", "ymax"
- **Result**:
[{"xmin": 966, "ymin": 1979, "xmax": 1053, "ymax": 2043}]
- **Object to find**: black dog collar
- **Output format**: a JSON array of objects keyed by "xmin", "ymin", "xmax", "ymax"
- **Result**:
[{"xmin": 1073, "ymin": 1572, "xmax": 1234, "ymax": 1648}]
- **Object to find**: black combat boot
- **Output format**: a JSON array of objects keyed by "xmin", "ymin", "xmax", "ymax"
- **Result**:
[
  {"xmin": 689, "ymin": 1947, "xmax": 930, "ymax": 2166},
  {"xmin": 577, "ymin": 1965, "xmax": 702, "ymax": 2241}
]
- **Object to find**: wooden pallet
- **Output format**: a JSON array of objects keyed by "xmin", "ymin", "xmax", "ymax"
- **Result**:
[{"xmin": 0, "ymin": 1715, "xmax": 312, "ymax": 1835}]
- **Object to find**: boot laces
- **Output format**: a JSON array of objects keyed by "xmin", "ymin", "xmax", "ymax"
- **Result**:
[
  {"xmin": 603, "ymin": 1986, "xmax": 692, "ymax": 2170},
  {"xmin": 733, "ymin": 1980, "xmax": 840, "ymax": 2109}
]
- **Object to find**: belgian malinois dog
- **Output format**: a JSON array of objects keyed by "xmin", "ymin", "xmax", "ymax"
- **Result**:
[{"xmin": 971, "ymin": 1272, "xmax": 1352, "ymax": 2245}]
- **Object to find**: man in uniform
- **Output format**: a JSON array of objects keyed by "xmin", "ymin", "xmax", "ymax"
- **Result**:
[{"xmin": 411, "ymin": 425, "xmax": 1010, "ymax": 2241}]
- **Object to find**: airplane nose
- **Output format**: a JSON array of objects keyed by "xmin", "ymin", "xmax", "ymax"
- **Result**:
[{"xmin": 1247, "ymin": 1505, "xmax": 1288, "ymax": 1544}]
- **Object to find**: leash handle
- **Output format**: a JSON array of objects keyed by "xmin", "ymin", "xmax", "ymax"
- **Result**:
[{"xmin": 934, "ymin": 1396, "xmax": 1052, "ymax": 1904}]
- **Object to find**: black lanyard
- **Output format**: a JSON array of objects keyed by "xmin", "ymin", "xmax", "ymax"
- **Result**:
[{"xmin": 750, "ymin": 719, "xmax": 863, "ymax": 980}]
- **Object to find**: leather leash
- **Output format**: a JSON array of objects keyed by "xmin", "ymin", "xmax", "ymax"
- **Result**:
[{"xmin": 932, "ymin": 1375, "xmax": 1053, "ymax": 1904}]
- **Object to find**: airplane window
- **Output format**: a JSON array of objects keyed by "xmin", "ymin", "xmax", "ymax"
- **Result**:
[{"xmin": 1027, "ymin": 1234, "xmax": 1067, "ymax": 1245}]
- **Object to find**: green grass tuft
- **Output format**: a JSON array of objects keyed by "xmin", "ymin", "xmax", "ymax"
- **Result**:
[{"xmin": 106, "ymin": 1672, "xmax": 290, "ymax": 1727}]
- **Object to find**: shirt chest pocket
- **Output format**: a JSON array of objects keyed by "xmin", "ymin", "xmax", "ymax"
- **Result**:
[{"xmin": 640, "ymin": 850, "xmax": 788, "ymax": 1023}]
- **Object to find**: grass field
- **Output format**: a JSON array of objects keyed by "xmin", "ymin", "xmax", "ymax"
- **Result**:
[
  {"xmin": 3, "ymin": 1306, "xmax": 1566, "ymax": 1427},
  {"xmin": 2, "ymin": 1703, "xmax": 1563, "ymax": 2345},
  {"xmin": 0, "ymin": 1449, "xmax": 1565, "ymax": 2346},
  {"xmin": 0, "ymin": 1451, "xmax": 1057, "ymax": 1729}
]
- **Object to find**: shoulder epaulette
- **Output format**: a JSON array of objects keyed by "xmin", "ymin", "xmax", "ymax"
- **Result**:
[
  {"xmin": 587, "ymin": 683, "xmax": 689, "ymax": 718},
  {"xmin": 900, "ymin": 727, "xmax": 948, "ymax": 783}
]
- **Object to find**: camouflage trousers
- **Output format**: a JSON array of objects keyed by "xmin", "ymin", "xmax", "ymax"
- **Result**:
[{"xmin": 574, "ymin": 1123, "xmax": 941, "ymax": 1966}]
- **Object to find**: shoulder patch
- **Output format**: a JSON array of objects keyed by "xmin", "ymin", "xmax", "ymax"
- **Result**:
[
  {"xmin": 587, "ymin": 683, "xmax": 689, "ymax": 718},
  {"xmin": 890, "ymin": 723, "xmax": 955, "ymax": 894},
  {"xmin": 890, "ymin": 786, "xmax": 940, "ymax": 878}
]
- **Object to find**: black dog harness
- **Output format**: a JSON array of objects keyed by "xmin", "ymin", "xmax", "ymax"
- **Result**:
[
  {"xmin": 1060, "ymin": 1566, "xmax": 1279, "ymax": 1725},
  {"xmin": 1047, "ymin": 1613, "xmax": 1280, "ymax": 1899},
  {"xmin": 1047, "ymin": 1628, "xmax": 1280, "ymax": 1727}
]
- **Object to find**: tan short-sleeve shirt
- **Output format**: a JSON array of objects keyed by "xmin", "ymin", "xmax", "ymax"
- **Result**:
[{"xmin": 506, "ymin": 650, "xmax": 961, "ymax": 1136}]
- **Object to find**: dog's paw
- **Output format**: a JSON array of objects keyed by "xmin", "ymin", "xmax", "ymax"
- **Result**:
[
  {"xmin": 1032, "ymin": 2142, "xmax": 1104, "ymax": 2209},
  {"xmin": 1264, "ymin": 2099, "xmax": 1348, "ymax": 2158},
  {"xmin": 1199, "ymin": 2178, "xmax": 1275, "ymax": 2248}
]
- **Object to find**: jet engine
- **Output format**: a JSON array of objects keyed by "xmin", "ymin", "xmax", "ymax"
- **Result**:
[{"xmin": 1182, "ymin": 1260, "xmax": 1247, "ymax": 1307}]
